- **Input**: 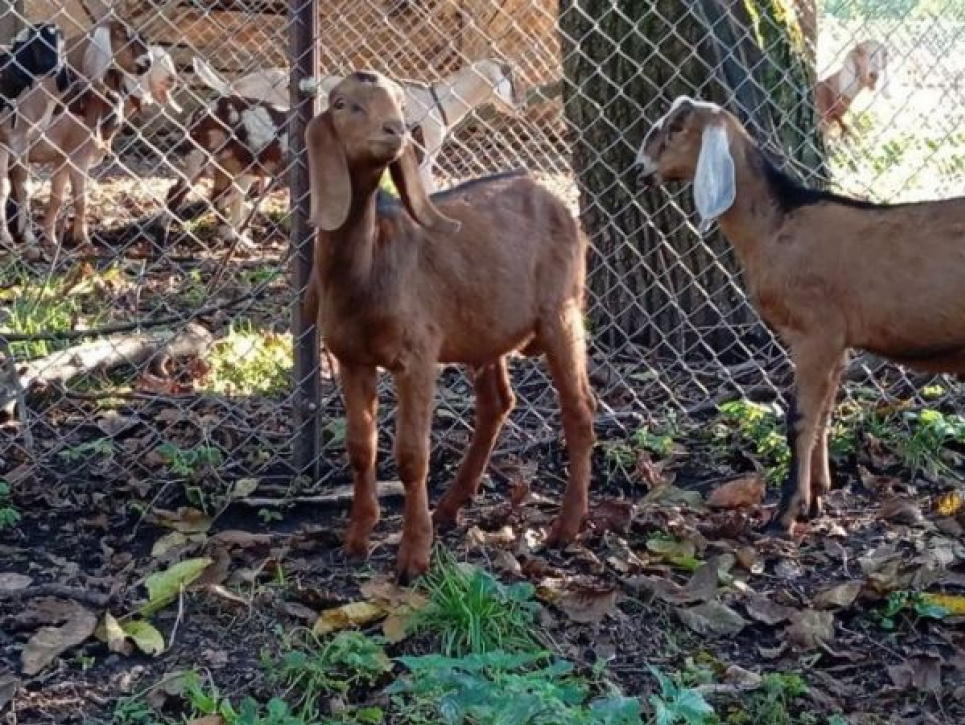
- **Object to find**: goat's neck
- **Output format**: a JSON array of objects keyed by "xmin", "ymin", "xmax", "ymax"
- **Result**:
[
  {"xmin": 431, "ymin": 68, "xmax": 496, "ymax": 126},
  {"xmin": 715, "ymin": 143, "xmax": 782, "ymax": 270},
  {"xmin": 316, "ymin": 169, "xmax": 383, "ymax": 292},
  {"xmin": 829, "ymin": 68, "xmax": 862, "ymax": 103}
]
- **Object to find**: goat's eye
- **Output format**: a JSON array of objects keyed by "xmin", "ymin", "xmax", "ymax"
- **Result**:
[{"xmin": 332, "ymin": 97, "xmax": 346, "ymax": 110}]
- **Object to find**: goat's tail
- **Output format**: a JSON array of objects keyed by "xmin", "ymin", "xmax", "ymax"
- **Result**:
[{"xmin": 192, "ymin": 56, "xmax": 232, "ymax": 96}]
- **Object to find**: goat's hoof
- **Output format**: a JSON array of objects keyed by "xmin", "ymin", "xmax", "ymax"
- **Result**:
[
  {"xmin": 761, "ymin": 511, "xmax": 796, "ymax": 539},
  {"xmin": 545, "ymin": 516, "xmax": 582, "ymax": 548},
  {"xmin": 343, "ymin": 530, "xmax": 372, "ymax": 562},
  {"xmin": 432, "ymin": 502, "xmax": 464, "ymax": 531},
  {"xmin": 805, "ymin": 495, "xmax": 824, "ymax": 521},
  {"xmin": 395, "ymin": 544, "xmax": 431, "ymax": 587}
]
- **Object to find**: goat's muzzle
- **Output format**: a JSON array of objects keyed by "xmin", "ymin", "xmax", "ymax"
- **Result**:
[{"xmin": 135, "ymin": 55, "xmax": 151, "ymax": 75}]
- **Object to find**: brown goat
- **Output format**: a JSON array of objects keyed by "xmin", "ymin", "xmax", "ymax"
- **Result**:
[
  {"xmin": 815, "ymin": 40, "xmax": 888, "ymax": 136},
  {"xmin": 303, "ymin": 71, "xmax": 595, "ymax": 582},
  {"xmin": 636, "ymin": 96, "xmax": 965, "ymax": 535},
  {"xmin": 65, "ymin": 19, "xmax": 151, "ymax": 83}
]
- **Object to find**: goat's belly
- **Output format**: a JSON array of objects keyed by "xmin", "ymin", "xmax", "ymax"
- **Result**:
[{"xmin": 438, "ymin": 329, "xmax": 538, "ymax": 366}]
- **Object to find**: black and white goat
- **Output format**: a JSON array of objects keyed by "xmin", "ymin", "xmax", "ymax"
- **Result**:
[{"xmin": 0, "ymin": 23, "xmax": 67, "ymax": 248}]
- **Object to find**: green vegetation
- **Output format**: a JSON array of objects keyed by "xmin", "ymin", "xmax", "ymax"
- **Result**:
[
  {"xmin": 202, "ymin": 321, "xmax": 293, "ymax": 397},
  {"xmin": 0, "ymin": 480, "xmax": 20, "ymax": 531}
]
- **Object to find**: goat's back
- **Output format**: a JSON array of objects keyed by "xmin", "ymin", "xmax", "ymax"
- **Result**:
[
  {"xmin": 373, "ymin": 172, "xmax": 586, "ymax": 364},
  {"xmin": 180, "ymin": 95, "xmax": 288, "ymax": 173}
]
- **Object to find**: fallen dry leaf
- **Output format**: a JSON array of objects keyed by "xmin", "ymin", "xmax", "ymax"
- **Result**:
[
  {"xmin": 101, "ymin": 612, "xmax": 132, "ymax": 655},
  {"xmin": 784, "ymin": 609, "xmax": 834, "ymax": 650},
  {"xmin": 642, "ymin": 484, "xmax": 704, "ymax": 509},
  {"xmin": 151, "ymin": 507, "xmax": 212, "ymax": 534},
  {"xmin": 558, "ymin": 584, "xmax": 619, "ymax": 624},
  {"xmin": 920, "ymin": 592, "xmax": 965, "ymax": 616},
  {"xmin": 586, "ymin": 499, "xmax": 633, "ymax": 534},
  {"xmin": 813, "ymin": 580, "xmax": 863, "ymax": 610},
  {"xmin": 744, "ymin": 594, "xmax": 796, "ymax": 625},
  {"xmin": 706, "ymin": 475, "xmax": 765, "ymax": 509},
  {"xmin": 314, "ymin": 601, "xmax": 385, "ymax": 635},
  {"xmin": 677, "ymin": 601, "xmax": 747, "ymax": 637},
  {"xmin": 879, "ymin": 497, "xmax": 925, "ymax": 526},
  {"xmin": 21, "ymin": 601, "xmax": 97, "ymax": 675},
  {"xmin": 0, "ymin": 573, "xmax": 32, "ymax": 592},
  {"xmin": 934, "ymin": 490, "xmax": 963, "ymax": 518},
  {"xmin": 0, "ymin": 674, "xmax": 20, "ymax": 711},
  {"xmin": 631, "ymin": 561, "xmax": 719, "ymax": 605},
  {"xmin": 888, "ymin": 654, "xmax": 943, "ymax": 693}
]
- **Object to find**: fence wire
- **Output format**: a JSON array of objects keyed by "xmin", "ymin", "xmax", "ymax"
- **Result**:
[{"xmin": 0, "ymin": 0, "xmax": 962, "ymax": 504}]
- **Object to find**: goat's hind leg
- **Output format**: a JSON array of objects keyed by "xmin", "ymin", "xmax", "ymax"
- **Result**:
[
  {"xmin": 540, "ymin": 304, "xmax": 596, "ymax": 546},
  {"xmin": 807, "ymin": 353, "xmax": 846, "ymax": 520},
  {"xmin": 433, "ymin": 358, "xmax": 515, "ymax": 528},
  {"xmin": 341, "ymin": 364, "xmax": 381, "ymax": 560},
  {"xmin": 770, "ymin": 339, "xmax": 844, "ymax": 534}
]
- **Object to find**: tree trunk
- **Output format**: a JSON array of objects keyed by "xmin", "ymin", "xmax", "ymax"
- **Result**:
[{"xmin": 559, "ymin": 0, "xmax": 824, "ymax": 360}]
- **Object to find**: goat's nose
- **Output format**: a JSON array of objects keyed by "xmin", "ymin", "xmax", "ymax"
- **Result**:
[{"xmin": 382, "ymin": 120, "xmax": 405, "ymax": 137}]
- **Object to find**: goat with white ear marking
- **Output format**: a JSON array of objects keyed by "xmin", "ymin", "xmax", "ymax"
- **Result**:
[
  {"xmin": 66, "ymin": 19, "xmax": 151, "ymax": 83},
  {"xmin": 637, "ymin": 95, "xmax": 965, "ymax": 536},
  {"xmin": 304, "ymin": 71, "xmax": 594, "ymax": 583},
  {"xmin": 193, "ymin": 57, "xmax": 525, "ymax": 195},
  {"xmin": 162, "ymin": 94, "xmax": 288, "ymax": 245},
  {"xmin": 815, "ymin": 40, "xmax": 889, "ymax": 137}
]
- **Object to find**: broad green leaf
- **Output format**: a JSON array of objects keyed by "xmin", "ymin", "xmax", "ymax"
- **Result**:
[
  {"xmin": 140, "ymin": 557, "xmax": 212, "ymax": 616},
  {"xmin": 122, "ymin": 620, "xmax": 165, "ymax": 655}
]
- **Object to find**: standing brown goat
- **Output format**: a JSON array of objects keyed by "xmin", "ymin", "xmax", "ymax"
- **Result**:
[
  {"xmin": 303, "ymin": 71, "xmax": 595, "ymax": 582},
  {"xmin": 636, "ymin": 95, "xmax": 965, "ymax": 535}
]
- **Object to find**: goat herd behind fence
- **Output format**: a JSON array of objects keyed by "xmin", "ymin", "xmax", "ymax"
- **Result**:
[{"xmin": 0, "ymin": 4, "xmax": 962, "ymax": 580}]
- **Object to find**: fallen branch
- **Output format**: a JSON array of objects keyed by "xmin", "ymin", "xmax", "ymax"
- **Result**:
[
  {"xmin": 0, "ymin": 584, "xmax": 111, "ymax": 608},
  {"xmin": 1, "ymin": 323, "xmax": 213, "ymax": 416},
  {"xmin": 235, "ymin": 480, "xmax": 404, "ymax": 508}
]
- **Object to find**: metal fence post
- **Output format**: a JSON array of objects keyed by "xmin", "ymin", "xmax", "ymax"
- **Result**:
[{"xmin": 290, "ymin": 0, "xmax": 320, "ymax": 478}]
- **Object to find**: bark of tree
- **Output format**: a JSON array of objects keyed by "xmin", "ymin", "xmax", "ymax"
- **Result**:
[{"xmin": 559, "ymin": 0, "xmax": 824, "ymax": 359}]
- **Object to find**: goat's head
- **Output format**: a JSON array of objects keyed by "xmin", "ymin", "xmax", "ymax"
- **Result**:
[
  {"xmin": 7, "ymin": 23, "xmax": 66, "ymax": 91},
  {"xmin": 842, "ymin": 40, "xmax": 889, "ymax": 98},
  {"xmin": 84, "ymin": 20, "xmax": 151, "ymax": 82},
  {"xmin": 636, "ymin": 95, "xmax": 737, "ymax": 233},
  {"xmin": 306, "ymin": 70, "xmax": 459, "ymax": 233},
  {"xmin": 133, "ymin": 46, "xmax": 181, "ymax": 112},
  {"xmin": 473, "ymin": 58, "xmax": 525, "ymax": 116}
]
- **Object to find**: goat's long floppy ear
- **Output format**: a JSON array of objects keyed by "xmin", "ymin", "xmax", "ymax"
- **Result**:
[
  {"xmin": 389, "ymin": 138, "xmax": 461, "ymax": 233},
  {"xmin": 306, "ymin": 113, "xmax": 352, "ymax": 231},
  {"xmin": 840, "ymin": 49, "xmax": 860, "ymax": 94},
  {"xmin": 692, "ymin": 123, "xmax": 735, "ymax": 234},
  {"xmin": 83, "ymin": 25, "xmax": 113, "ymax": 81}
]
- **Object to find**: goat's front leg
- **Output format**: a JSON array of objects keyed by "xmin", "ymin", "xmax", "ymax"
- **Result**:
[
  {"xmin": 67, "ymin": 163, "xmax": 94, "ymax": 251},
  {"xmin": 772, "ymin": 339, "xmax": 844, "ymax": 534},
  {"xmin": 541, "ymin": 305, "xmax": 596, "ymax": 546},
  {"xmin": 341, "ymin": 363, "xmax": 380, "ymax": 560},
  {"xmin": 807, "ymin": 353, "xmax": 847, "ymax": 520},
  {"xmin": 393, "ymin": 360, "xmax": 437, "ymax": 584},
  {"xmin": 41, "ymin": 164, "xmax": 69, "ymax": 246},
  {"xmin": 0, "ymin": 150, "xmax": 14, "ymax": 248},
  {"xmin": 434, "ymin": 358, "xmax": 515, "ymax": 527}
]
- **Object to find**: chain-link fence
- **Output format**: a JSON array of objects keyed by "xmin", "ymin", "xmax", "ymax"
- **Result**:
[{"xmin": 1, "ymin": 0, "xmax": 962, "ymax": 504}]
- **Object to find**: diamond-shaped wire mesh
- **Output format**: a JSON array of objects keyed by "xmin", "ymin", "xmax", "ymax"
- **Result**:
[{"xmin": 0, "ymin": 1, "xmax": 960, "ymax": 499}]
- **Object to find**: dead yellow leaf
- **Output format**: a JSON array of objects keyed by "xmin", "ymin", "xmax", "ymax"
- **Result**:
[
  {"xmin": 313, "ymin": 601, "xmax": 386, "ymax": 636},
  {"xmin": 934, "ymin": 491, "xmax": 963, "ymax": 517},
  {"xmin": 920, "ymin": 592, "xmax": 965, "ymax": 616},
  {"xmin": 21, "ymin": 602, "xmax": 97, "ymax": 675},
  {"xmin": 784, "ymin": 609, "xmax": 834, "ymax": 650},
  {"xmin": 558, "ymin": 584, "xmax": 619, "ymax": 624}
]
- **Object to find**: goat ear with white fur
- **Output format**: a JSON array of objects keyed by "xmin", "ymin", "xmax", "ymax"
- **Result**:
[
  {"xmin": 83, "ymin": 25, "xmax": 113, "ymax": 82},
  {"xmin": 692, "ymin": 123, "xmax": 735, "ymax": 234},
  {"xmin": 306, "ymin": 113, "xmax": 352, "ymax": 231},
  {"xmin": 840, "ymin": 51, "xmax": 859, "ymax": 95}
]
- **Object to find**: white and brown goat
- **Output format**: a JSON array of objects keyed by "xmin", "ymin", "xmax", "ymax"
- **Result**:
[
  {"xmin": 8, "ymin": 47, "xmax": 180, "ymax": 249},
  {"xmin": 303, "ymin": 71, "xmax": 594, "ymax": 582},
  {"xmin": 5, "ymin": 19, "xmax": 151, "ymax": 246},
  {"xmin": 637, "ymin": 95, "xmax": 965, "ymax": 535},
  {"xmin": 192, "ymin": 56, "xmax": 524, "ymax": 193},
  {"xmin": 161, "ymin": 94, "xmax": 287, "ymax": 245},
  {"xmin": 0, "ymin": 23, "xmax": 67, "ymax": 248}
]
